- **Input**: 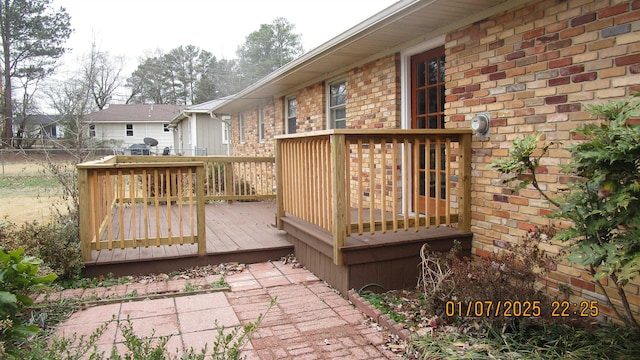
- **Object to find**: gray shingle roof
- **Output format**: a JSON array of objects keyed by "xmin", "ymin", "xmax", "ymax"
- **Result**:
[{"xmin": 85, "ymin": 104, "xmax": 184, "ymax": 123}]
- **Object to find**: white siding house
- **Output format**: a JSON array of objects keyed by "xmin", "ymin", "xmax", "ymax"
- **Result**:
[
  {"xmin": 84, "ymin": 104, "xmax": 182, "ymax": 153},
  {"xmin": 169, "ymin": 98, "xmax": 230, "ymax": 156}
]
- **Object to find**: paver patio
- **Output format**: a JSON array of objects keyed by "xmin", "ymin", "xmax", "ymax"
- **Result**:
[{"xmin": 54, "ymin": 261, "xmax": 396, "ymax": 359}]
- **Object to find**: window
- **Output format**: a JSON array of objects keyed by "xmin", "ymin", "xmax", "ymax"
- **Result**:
[
  {"xmin": 327, "ymin": 80, "xmax": 346, "ymax": 129},
  {"xmin": 163, "ymin": 123, "xmax": 170, "ymax": 132},
  {"xmin": 239, "ymin": 114, "xmax": 245, "ymax": 143},
  {"xmin": 89, "ymin": 124, "xmax": 96, "ymax": 138},
  {"xmin": 125, "ymin": 124, "xmax": 133, "ymax": 136},
  {"xmin": 258, "ymin": 106, "xmax": 265, "ymax": 143},
  {"xmin": 286, "ymin": 97, "xmax": 297, "ymax": 134},
  {"xmin": 222, "ymin": 121, "xmax": 229, "ymax": 144}
]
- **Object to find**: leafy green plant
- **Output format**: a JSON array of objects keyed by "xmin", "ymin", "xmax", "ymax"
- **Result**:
[
  {"xmin": 492, "ymin": 94, "xmax": 640, "ymax": 329},
  {"xmin": 0, "ymin": 219, "xmax": 83, "ymax": 280},
  {"xmin": 0, "ymin": 247, "xmax": 57, "ymax": 356},
  {"xmin": 11, "ymin": 298, "xmax": 276, "ymax": 359}
]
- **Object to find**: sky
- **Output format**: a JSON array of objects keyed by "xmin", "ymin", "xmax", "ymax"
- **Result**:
[{"xmin": 52, "ymin": 0, "xmax": 399, "ymax": 76}]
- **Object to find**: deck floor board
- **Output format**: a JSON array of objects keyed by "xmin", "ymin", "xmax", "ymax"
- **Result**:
[{"xmin": 88, "ymin": 201, "xmax": 290, "ymax": 265}]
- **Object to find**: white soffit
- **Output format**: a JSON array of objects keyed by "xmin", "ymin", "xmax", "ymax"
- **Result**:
[{"xmin": 213, "ymin": 0, "xmax": 522, "ymax": 115}]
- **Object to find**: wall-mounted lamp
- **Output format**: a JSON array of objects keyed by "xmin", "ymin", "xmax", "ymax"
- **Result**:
[{"xmin": 470, "ymin": 112, "xmax": 490, "ymax": 138}]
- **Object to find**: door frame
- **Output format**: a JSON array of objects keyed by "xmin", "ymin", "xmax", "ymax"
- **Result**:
[{"xmin": 399, "ymin": 35, "xmax": 445, "ymax": 215}]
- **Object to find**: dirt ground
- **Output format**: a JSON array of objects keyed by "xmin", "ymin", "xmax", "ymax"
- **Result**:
[{"xmin": 0, "ymin": 152, "xmax": 71, "ymax": 224}]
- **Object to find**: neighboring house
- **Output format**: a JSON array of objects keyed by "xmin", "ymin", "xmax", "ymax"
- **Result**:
[
  {"xmin": 16, "ymin": 114, "xmax": 64, "ymax": 139},
  {"xmin": 168, "ymin": 98, "xmax": 231, "ymax": 156},
  {"xmin": 84, "ymin": 104, "xmax": 182, "ymax": 152},
  {"xmin": 210, "ymin": 0, "xmax": 640, "ymax": 317}
]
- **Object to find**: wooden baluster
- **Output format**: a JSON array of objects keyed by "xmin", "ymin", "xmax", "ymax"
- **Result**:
[
  {"xmin": 106, "ymin": 170, "xmax": 113, "ymax": 250},
  {"xmin": 357, "ymin": 139, "xmax": 363, "ymax": 235},
  {"xmin": 403, "ymin": 139, "xmax": 409, "ymax": 231},
  {"xmin": 445, "ymin": 138, "xmax": 452, "ymax": 225},
  {"xmin": 392, "ymin": 138, "xmax": 398, "ymax": 232},
  {"xmin": 142, "ymin": 170, "xmax": 149, "ymax": 247},
  {"xmin": 380, "ymin": 139, "xmax": 386, "ymax": 234},
  {"xmin": 435, "ymin": 138, "xmax": 442, "ymax": 227},
  {"xmin": 345, "ymin": 139, "xmax": 352, "ymax": 236},
  {"xmin": 130, "ymin": 170, "xmax": 136, "ymax": 246},
  {"xmin": 413, "ymin": 139, "xmax": 420, "ymax": 232},
  {"xmin": 425, "ymin": 138, "xmax": 431, "ymax": 227},
  {"xmin": 177, "ymin": 167, "xmax": 184, "ymax": 244},
  {"xmin": 369, "ymin": 139, "xmax": 375, "ymax": 234},
  {"xmin": 154, "ymin": 169, "xmax": 160, "ymax": 246}
]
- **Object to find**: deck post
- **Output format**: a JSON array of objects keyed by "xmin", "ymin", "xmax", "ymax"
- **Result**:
[
  {"xmin": 196, "ymin": 165, "xmax": 207, "ymax": 255},
  {"xmin": 224, "ymin": 160, "xmax": 234, "ymax": 204},
  {"xmin": 330, "ymin": 133, "xmax": 347, "ymax": 265},
  {"xmin": 458, "ymin": 132, "xmax": 473, "ymax": 233},
  {"xmin": 77, "ymin": 167, "xmax": 92, "ymax": 262},
  {"xmin": 275, "ymin": 138, "xmax": 285, "ymax": 230}
]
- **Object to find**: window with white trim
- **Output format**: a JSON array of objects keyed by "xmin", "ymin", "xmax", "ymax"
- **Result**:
[
  {"xmin": 239, "ymin": 114, "xmax": 245, "ymax": 143},
  {"xmin": 286, "ymin": 97, "xmax": 297, "ymax": 134},
  {"xmin": 125, "ymin": 124, "xmax": 133, "ymax": 136},
  {"xmin": 89, "ymin": 124, "xmax": 96, "ymax": 137},
  {"xmin": 258, "ymin": 106, "xmax": 265, "ymax": 143},
  {"xmin": 222, "ymin": 121, "xmax": 229, "ymax": 144},
  {"xmin": 163, "ymin": 123, "xmax": 170, "ymax": 132},
  {"xmin": 327, "ymin": 80, "xmax": 346, "ymax": 129}
]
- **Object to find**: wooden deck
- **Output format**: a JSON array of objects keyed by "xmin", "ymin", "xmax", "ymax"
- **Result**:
[
  {"xmin": 281, "ymin": 213, "xmax": 472, "ymax": 296},
  {"xmin": 84, "ymin": 201, "xmax": 293, "ymax": 277}
]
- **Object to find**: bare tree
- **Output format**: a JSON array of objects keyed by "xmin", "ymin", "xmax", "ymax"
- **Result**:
[{"xmin": 84, "ymin": 42, "xmax": 124, "ymax": 110}]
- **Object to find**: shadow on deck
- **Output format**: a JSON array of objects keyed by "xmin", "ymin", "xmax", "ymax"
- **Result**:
[{"xmin": 84, "ymin": 201, "xmax": 292, "ymax": 277}]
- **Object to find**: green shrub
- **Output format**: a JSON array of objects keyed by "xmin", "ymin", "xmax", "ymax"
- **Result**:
[
  {"xmin": 0, "ymin": 247, "xmax": 56, "ymax": 357},
  {"xmin": 0, "ymin": 218, "xmax": 83, "ymax": 280},
  {"xmin": 492, "ymin": 94, "xmax": 640, "ymax": 329}
]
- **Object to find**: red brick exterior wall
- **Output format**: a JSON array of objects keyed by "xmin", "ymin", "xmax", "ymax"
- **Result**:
[
  {"xmin": 444, "ymin": 0, "xmax": 640, "ymax": 320},
  {"xmin": 231, "ymin": 54, "xmax": 401, "ymax": 156},
  {"xmin": 346, "ymin": 55, "xmax": 401, "ymax": 129}
]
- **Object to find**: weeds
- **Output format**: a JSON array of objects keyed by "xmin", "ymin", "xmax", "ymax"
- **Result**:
[{"xmin": 11, "ymin": 298, "xmax": 276, "ymax": 359}]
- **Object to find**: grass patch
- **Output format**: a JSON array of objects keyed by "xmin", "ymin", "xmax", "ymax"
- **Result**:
[
  {"xmin": 0, "ymin": 175, "xmax": 60, "ymax": 191},
  {"xmin": 412, "ymin": 321, "xmax": 640, "ymax": 359}
]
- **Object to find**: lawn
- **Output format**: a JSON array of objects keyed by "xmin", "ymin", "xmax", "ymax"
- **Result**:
[{"xmin": 0, "ymin": 157, "xmax": 69, "ymax": 224}]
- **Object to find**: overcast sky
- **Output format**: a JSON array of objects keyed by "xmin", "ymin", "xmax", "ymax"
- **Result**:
[{"xmin": 52, "ymin": 0, "xmax": 398, "ymax": 75}]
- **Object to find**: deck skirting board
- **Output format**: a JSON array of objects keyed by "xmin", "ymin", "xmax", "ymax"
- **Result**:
[{"xmin": 281, "ymin": 215, "xmax": 472, "ymax": 296}]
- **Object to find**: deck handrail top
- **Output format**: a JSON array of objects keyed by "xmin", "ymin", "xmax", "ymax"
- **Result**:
[
  {"xmin": 77, "ymin": 161, "xmax": 205, "ymax": 169},
  {"xmin": 274, "ymin": 129, "xmax": 473, "ymax": 140}
]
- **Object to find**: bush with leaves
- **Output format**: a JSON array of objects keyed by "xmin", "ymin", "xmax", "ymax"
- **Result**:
[
  {"xmin": 0, "ymin": 218, "xmax": 83, "ymax": 281},
  {"xmin": 0, "ymin": 247, "xmax": 57, "ymax": 357},
  {"xmin": 492, "ymin": 94, "xmax": 640, "ymax": 329}
]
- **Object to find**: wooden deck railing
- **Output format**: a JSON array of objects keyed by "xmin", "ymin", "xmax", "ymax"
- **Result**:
[
  {"xmin": 275, "ymin": 130, "xmax": 472, "ymax": 265},
  {"xmin": 77, "ymin": 155, "xmax": 276, "ymax": 261}
]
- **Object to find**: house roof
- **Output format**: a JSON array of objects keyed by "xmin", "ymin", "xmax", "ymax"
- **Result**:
[
  {"xmin": 167, "ymin": 96, "xmax": 233, "ymax": 127},
  {"xmin": 17, "ymin": 114, "xmax": 61, "ymax": 126},
  {"xmin": 210, "ymin": 0, "xmax": 527, "ymax": 116},
  {"xmin": 85, "ymin": 104, "xmax": 184, "ymax": 123}
]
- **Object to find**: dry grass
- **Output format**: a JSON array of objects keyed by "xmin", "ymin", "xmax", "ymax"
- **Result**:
[{"xmin": 0, "ymin": 153, "xmax": 71, "ymax": 224}]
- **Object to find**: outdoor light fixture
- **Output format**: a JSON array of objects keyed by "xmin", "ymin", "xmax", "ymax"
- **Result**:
[{"xmin": 470, "ymin": 112, "xmax": 490, "ymax": 138}]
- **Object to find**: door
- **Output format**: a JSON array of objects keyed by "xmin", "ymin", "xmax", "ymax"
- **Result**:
[{"xmin": 411, "ymin": 46, "xmax": 446, "ymax": 215}]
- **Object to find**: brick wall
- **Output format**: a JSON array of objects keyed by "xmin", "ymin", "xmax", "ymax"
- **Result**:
[
  {"xmin": 444, "ymin": 0, "xmax": 640, "ymax": 321},
  {"xmin": 230, "ymin": 98, "xmax": 284, "ymax": 157},
  {"xmin": 346, "ymin": 55, "xmax": 402, "ymax": 129}
]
